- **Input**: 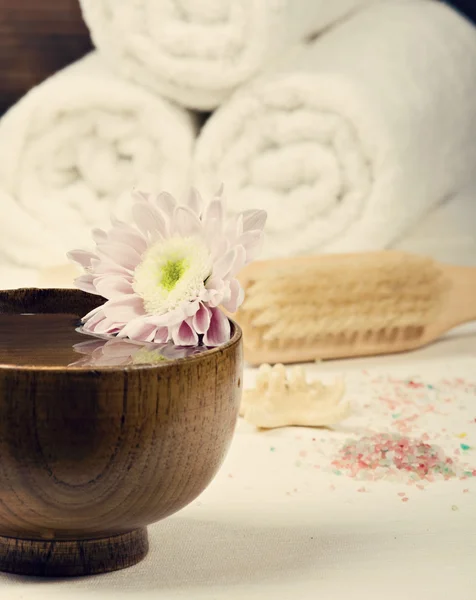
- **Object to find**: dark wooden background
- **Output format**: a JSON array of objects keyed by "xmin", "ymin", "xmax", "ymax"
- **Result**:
[
  {"xmin": 0, "ymin": 1, "xmax": 474, "ymax": 117},
  {"xmin": 449, "ymin": 0, "xmax": 476, "ymax": 23},
  {"xmin": 0, "ymin": 0, "xmax": 92, "ymax": 116}
]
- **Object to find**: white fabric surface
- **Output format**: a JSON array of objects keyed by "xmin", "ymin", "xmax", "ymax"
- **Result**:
[
  {"xmin": 1, "ymin": 228, "xmax": 475, "ymax": 598},
  {"xmin": 79, "ymin": 0, "xmax": 381, "ymax": 110},
  {"xmin": 193, "ymin": 0, "xmax": 476, "ymax": 259},
  {"xmin": 1, "ymin": 335, "xmax": 476, "ymax": 599},
  {"xmin": 0, "ymin": 53, "xmax": 198, "ymax": 269}
]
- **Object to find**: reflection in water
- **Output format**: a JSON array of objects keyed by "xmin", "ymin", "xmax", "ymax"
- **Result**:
[{"xmin": 70, "ymin": 336, "xmax": 210, "ymax": 367}]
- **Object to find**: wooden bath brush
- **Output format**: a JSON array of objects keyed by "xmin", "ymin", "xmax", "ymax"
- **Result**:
[{"xmin": 232, "ymin": 251, "xmax": 476, "ymax": 365}]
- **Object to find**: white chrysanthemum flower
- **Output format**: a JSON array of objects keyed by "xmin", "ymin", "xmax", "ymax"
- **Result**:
[{"xmin": 68, "ymin": 187, "xmax": 266, "ymax": 346}]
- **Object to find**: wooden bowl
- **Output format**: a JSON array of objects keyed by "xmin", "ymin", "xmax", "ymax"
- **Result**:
[{"xmin": 0, "ymin": 289, "xmax": 242, "ymax": 577}]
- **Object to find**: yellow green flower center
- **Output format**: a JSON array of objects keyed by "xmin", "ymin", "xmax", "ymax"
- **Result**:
[
  {"xmin": 160, "ymin": 258, "xmax": 188, "ymax": 292},
  {"xmin": 133, "ymin": 236, "xmax": 211, "ymax": 315},
  {"xmin": 132, "ymin": 348, "xmax": 169, "ymax": 365}
]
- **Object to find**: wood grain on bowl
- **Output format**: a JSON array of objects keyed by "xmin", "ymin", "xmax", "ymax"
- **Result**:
[{"xmin": 0, "ymin": 289, "xmax": 243, "ymax": 576}]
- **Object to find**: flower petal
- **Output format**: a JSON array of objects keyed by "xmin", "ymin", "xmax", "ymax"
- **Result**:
[
  {"xmin": 145, "ymin": 305, "xmax": 187, "ymax": 327},
  {"xmin": 212, "ymin": 248, "xmax": 236, "ymax": 280},
  {"xmin": 154, "ymin": 191, "xmax": 176, "ymax": 218},
  {"xmin": 202, "ymin": 277, "xmax": 227, "ymax": 307},
  {"xmin": 239, "ymin": 230, "xmax": 263, "ymax": 263},
  {"xmin": 94, "ymin": 274, "xmax": 134, "ymax": 299},
  {"xmin": 204, "ymin": 198, "xmax": 224, "ymax": 224},
  {"xmin": 74, "ymin": 274, "xmax": 98, "ymax": 295},
  {"xmin": 173, "ymin": 206, "xmax": 202, "ymax": 238},
  {"xmin": 181, "ymin": 299, "xmax": 201, "ymax": 318},
  {"xmin": 67, "ymin": 249, "xmax": 97, "ymax": 269},
  {"xmin": 132, "ymin": 202, "xmax": 167, "ymax": 240},
  {"xmin": 102, "ymin": 295, "xmax": 145, "ymax": 322},
  {"xmin": 224, "ymin": 214, "xmax": 243, "ymax": 245},
  {"xmin": 242, "ymin": 209, "xmax": 267, "ymax": 233},
  {"xmin": 154, "ymin": 327, "xmax": 169, "ymax": 343},
  {"xmin": 203, "ymin": 308, "xmax": 230, "ymax": 346},
  {"xmin": 91, "ymin": 259, "xmax": 131, "ymax": 276},
  {"xmin": 92, "ymin": 228, "xmax": 108, "ymax": 244},
  {"xmin": 97, "ymin": 242, "xmax": 141, "ymax": 271},
  {"xmin": 192, "ymin": 302, "xmax": 211, "ymax": 334},
  {"xmin": 132, "ymin": 189, "xmax": 150, "ymax": 202},
  {"xmin": 73, "ymin": 339, "xmax": 106, "ymax": 354},
  {"xmin": 107, "ymin": 226, "xmax": 147, "ymax": 255},
  {"xmin": 117, "ymin": 318, "xmax": 158, "ymax": 342},
  {"xmin": 221, "ymin": 279, "xmax": 244, "ymax": 313},
  {"xmin": 172, "ymin": 320, "xmax": 198, "ymax": 346},
  {"xmin": 82, "ymin": 305, "xmax": 104, "ymax": 321},
  {"xmin": 228, "ymin": 244, "xmax": 246, "ymax": 278},
  {"xmin": 187, "ymin": 188, "xmax": 204, "ymax": 217}
]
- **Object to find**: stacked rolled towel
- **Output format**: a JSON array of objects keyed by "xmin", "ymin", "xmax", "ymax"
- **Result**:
[
  {"xmin": 79, "ymin": 0, "xmax": 380, "ymax": 110},
  {"xmin": 193, "ymin": 0, "xmax": 476, "ymax": 259},
  {"xmin": 0, "ymin": 53, "xmax": 197, "ymax": 269}
]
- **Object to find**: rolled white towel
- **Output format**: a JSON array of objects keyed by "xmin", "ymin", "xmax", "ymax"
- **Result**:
[
  {"xmin": 193, "ymin": 0, "xmax": 476, "ymax": 258},
  {"xmin": 0, "ymin": 53, "xmax": 198, "ymax": 269},
  {"xmin": 80, "ymin": 0, "xmax": 380, "ymax": 110}
]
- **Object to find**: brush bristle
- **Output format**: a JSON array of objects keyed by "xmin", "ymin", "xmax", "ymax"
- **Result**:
[{"xmin": 236, "ymin": 253, "xmax": 449, "ymax": 351}]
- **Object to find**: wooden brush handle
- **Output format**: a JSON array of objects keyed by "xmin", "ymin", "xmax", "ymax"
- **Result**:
[{"xmin": 441, "ymin": 264, "xmax": 476, "ymax": 329}]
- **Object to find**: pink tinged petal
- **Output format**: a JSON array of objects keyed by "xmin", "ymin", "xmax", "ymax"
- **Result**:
[
  {"xmin": 181, "ymin": 300, "xmax": 201, "ymax": 318},
  {"xmin": 82, "ymin": 309, "xmax": 106, "ymax": 331},
  {"xmin": 82, "ymin": 305, "xmax": 104, "ymax": 321},
  {"xmin": 203, "ymin": 308, "xmax": 231, "ymax": 347},
  {"xmin": 153, "ymin": 327, "xmax": 169, "ymax": 343},
  {"xmin": 221, "ymin": 279, "xmax": 244, "ymax": 313},
  {"xmin": 110, "ymin": 214, "xmax": 128, "ymax": 228},
  {"xmin": 209, "ymin": 236, "xmax": 229, "ymax": 262},
  {"xmin": 203, "ymin": 277, "xmax": 227, "ymax": 307},
  {"xmin": 91, "ymin": 319, "xmax": 123, "ymax": 335},
  {"xmin": 82, "ymin": 309, "xmax": 121, "ymax": 335},
  {"xmin": 90, "ymin": 259, "xmax": 131, "ymax": 276},
  {"xmin": 102, "ymin": 294, "xmax": 145, "ymax": 322},
  {"xmin": 192, "ymin": 303, "xmax": 211, "ymax": 334},
  {"xmin": 204, "ymin": 198, "xmax": 224, "ymax": 225},
  {"xmin": 132, "ymin": 202, "xmax": 167, "ymax": 240},
  {"xmin": 153, "ymin": 191, "xmax": 176, "ymax": 219},
  {"xmin": 97, "ymin": 242, "xmax": 141, "ymax": 271},
  {"xmin": 145, "ymin": 305, "xmax": 187, "ymax": 327},
  {"xmin": 172, "ymin": 320, "xmax": 198, "ymax": 346},
  {"xmin": 228, "ymin": 244, "xmax": 246, "ymax": 278},
  {"xmin": 93, "ymin": 274, "xmax": 134, "ymax": 299},
  {"xmin": 67, "ymin": 249, "xmax": 97, "ymax": 269},
  {"xmin": 205, "ymin": 276, "xmax": 225, "ymax": 291},
  {"xmin": 224, "ymin": 214, "xmax": 243, "ymax": 245},
  {"xmin": 93, "ymin": 354, "xmax": 130, "ymax": 367},
  {"xmin": 74, "ymin": 274, "xmax": 99, "ymax": 295},
  {"xmin": 131, "ymin": 189, "xmax": 150, "ymax": 202},
  {"xmin": 174, "ymin": 206, "xmax": 202, "ymax": 238},
  {"xmin": 242, "ymin": 209, "xmax": 267, "ymax": 233},
  {"xmin": 92, "ymin": 228, "xmax": 108, "ymax": 244},
  {"xmin": 117, "ymin": 318, "xmax": 158, "ymax": 342},
  {"xmin": 187, "ymin": 188, "xmax": 204, "ymax": 217},
  {"xmin": 101, "ymin": 340, "xmax": 140, "ymax": 357},
  {"xmin": 107, "ymin": 227, "xmax": 148, "ymax": 255},
  {"xmin": 213, "ymin": 248, "xmax": 237, "ymax": 279},
  {"xmin": 73, "ymin": 339, "xmax": 106, "ymax": 354},
  {"xmin": 239, "ymin": 230, "xmax": 263, "ymax": 263},
  {"xmin": 206, "ymin": 289, "xmax": 224, "ymax": 308}
]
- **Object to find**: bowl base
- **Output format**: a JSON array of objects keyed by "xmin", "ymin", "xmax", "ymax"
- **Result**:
[{"xmin": 0, "ymin": 528, "xmax": 148, "ymax": 577}]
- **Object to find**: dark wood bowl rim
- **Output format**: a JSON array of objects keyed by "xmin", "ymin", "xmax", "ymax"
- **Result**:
[{"xmin": 0, "ymin": 288, "xmax": 242, "ymax": 373}]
